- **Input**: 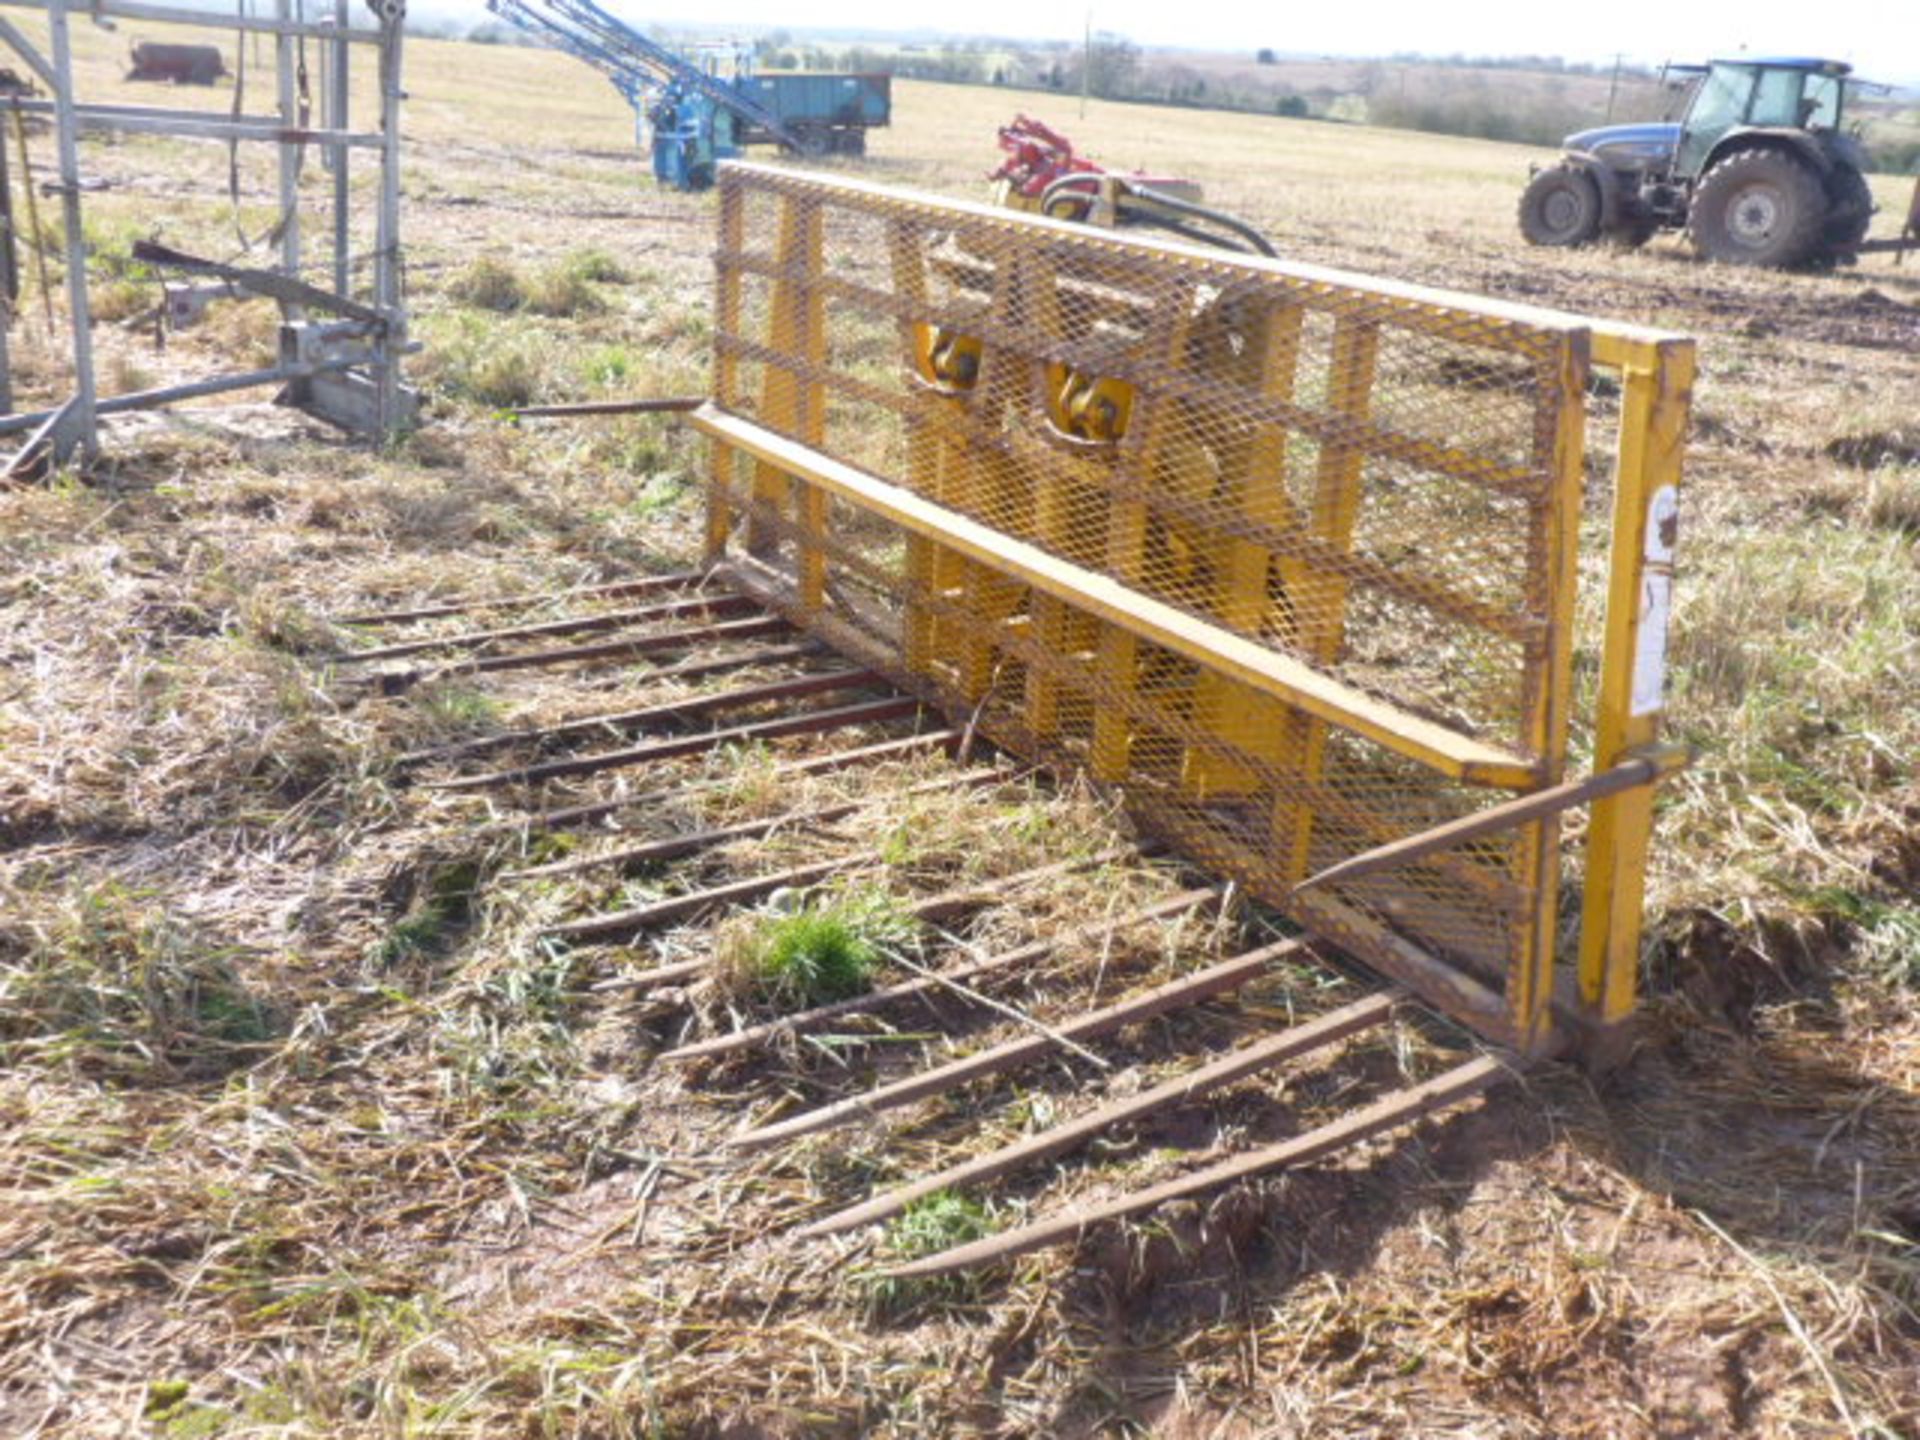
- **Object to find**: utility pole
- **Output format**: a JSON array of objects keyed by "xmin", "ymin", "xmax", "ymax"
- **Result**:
[
  {"xmin": 1080, "ymin": 10, "xmax": 1090, "ymax": 118},
  {"xmin": 1605, "ymin": 52, "xmax": 1624, "ymax": 122}
]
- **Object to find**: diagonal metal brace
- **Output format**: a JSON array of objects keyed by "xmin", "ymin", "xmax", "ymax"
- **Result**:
[
  {"xmin": 130, "ymin": 239, "xmax": 387, "ymax": 329},
  {"xmin": 1293, "ymin": 742, "xmax": 1693, "ymax": 898}
]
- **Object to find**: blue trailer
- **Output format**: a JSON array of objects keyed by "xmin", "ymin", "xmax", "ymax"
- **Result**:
[
  {"xmin": 485, "ymin": 0, "xmax": 891, "ymax": 190},
  {"xmin": 737, "ymin": 73, "xmax": 892, "ymax": 155}
]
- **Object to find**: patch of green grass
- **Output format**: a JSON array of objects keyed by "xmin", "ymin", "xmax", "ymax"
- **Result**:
[
  {"xmin": 630, "ymin": 471, "xmax": 694, "ymax": 519},
  {"xmin": 445, "ymin": 253, "xmax": 526, "ymax": 312},
  {"xmin": 565, "ymin": 247, "xmax": 630, "ymax": 284},
  {"xmin": 415, "ymin": 682, "xmax": 502, "ymax": 735},
  {"xmin": 0, "ymin": 884, "xmax": 280, "ymax": 1079},
  {"xmin": 583, "ymin": 344, "xmax": 634, "ymax": 387},
  {"xmin": 523, "ymin": 261, "xmax": 607, "ymax": 318},
  {"xmin": 861, "ymin": 1190, "xmax": 995, "ymax": 1317},
  {"xmin": 1806, "ymin": 888, "xmax": 1920, "ymax": 989},
  {"xmin": 714, "ymin": 887, "xmax": 915, "ymax": 1009},
  {"xmin": 369, "ymin": 859, "xmax": 482, "ymax": 974},
  {"xmin": 431, "ymin": 941, "xmax": 585, "ymax": 1098},
  {"xmin": 92, "ymin": 276, "xmax": 154, "ymax": 323},
  {"xmin": 417, "ymin": 312, "xmax": 555, "ymax": 408}
]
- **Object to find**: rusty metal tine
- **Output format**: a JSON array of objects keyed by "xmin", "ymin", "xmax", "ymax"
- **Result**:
[
  {"xmin": 796, "ymin": 989, "xmax": 1397, "ymax": 1239},
  {"xmin": 506, "ymin": 396, "xmax": 705, "ymax": 419},
  {"xmin": 732, "ymin": 937, "xmax": 1305, "ymax": 1154},
  {"xmin": 566, "ymin": 840, "xmax": 1144, "ymax": 956},
  {"xmin": 1292, "ymin": 746, "xmax": 1688, "ymax": 897},
  {"xmin": 336, "ymin": 592, "xmax": 755, "ymax": 664},
  {"xmin": 398, "ymin": 668, "xmax": 878, "ymax": 769},
  {"xmin": 597, "ymin": 955, "xmax": 708, "ymax": 990},
  {"xmin": 660, "ymin": 887, "xmax": 1224, "ymax": 1062},
  {"xmin": 514, "ymin": 731, "xmax": 962, "ymax": 834},
  {"xmin": 547, "ymin": 858, "xmax": 853, "ymax": 944},
  {"xmin": 905, "ymin": 843, "xmax": 1149, "ymax": 924},
  {"xmin": 402, "ymin": 640, "xmax": 818, "ymax": 717},
  {"xmin": 879, "ymin": 1050, "xmax": 1505, "ymax": 1277},
  {"xmin": 412, "ymin": 616, "xmax": 796, "ymax": 684},
  {"xmin": 430, "ymin": 696, "xmax": 924, "ymax": 793},
  {"xmin": 509, "ymin": 802, "xmax": 867, "ymax": 882},
  {"xmin": 333, "ymin": 569, "xmax": 706, "ymax": 626},
  {"xmin": 502, "ymin": 768, "xmax": 1009, "ymax": 882}
]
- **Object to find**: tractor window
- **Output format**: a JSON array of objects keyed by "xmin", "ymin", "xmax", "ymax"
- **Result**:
[
  {"xmin": 1687, "ymin": 65, "xmax": 1754, "ymax": 137},
  {"xmin": 1749, "ymin": 68, "xmax": 1807, "ymax": 127},
  {"xmin": 1802, "ymin": 72, "xmax": 1842, "ymax": 128}
]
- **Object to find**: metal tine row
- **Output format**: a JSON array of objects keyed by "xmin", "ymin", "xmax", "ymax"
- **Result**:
[
  {"xmin": 798, "ymin": 991, "xmax": 1403, "ymax": 1241},
  {"xmin": 502, "ymin": 766, "xmax": 1011, "ymax": 883},
  {"xmin": 396, "ymin": 664, "xmax": 865, "ymax": 769},
  {"xmin": 332, "ymin": 568, "xmax": 707, "ymax": 627},
  {"xmin": 334, "ymin": 590, "xmax": 757, "ymax": 664},
  {"xmin": 728, "ymin": 934, "xmax": 1313, "ymax": 1153},
  {"xmin": 649, "ymin": 835, "xmax": 1480, "ymax": 1280},
  {"xmin": 335, "ymin": 569, "xmax": 1499, "ymax": 1279},
  {"xmin": 507, "ymin": 731, "xmax": 961, "ymax": 836},
  {"xmin": 565, "ymin": 842, "xmax": 1156, "ymax": 972},
  {"xmin": 877, "ymin": 1053, "xmax": 1510, "ymax": 1279},
  {"xmin": 432, "ymin": 695, "xmax": 926, "ymax": 792},
  {"xmin": 658, "ymin": 887, "xmax": 1225, "ymax": 1060},
  {"xmin": 367, "ymin": 615, "xmax": 799, "ymax": 694}
]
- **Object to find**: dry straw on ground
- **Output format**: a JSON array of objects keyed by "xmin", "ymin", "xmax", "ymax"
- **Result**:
[{"xmin": 1, "ymin": 21, "xmax": 1916, "ymax": 1440}]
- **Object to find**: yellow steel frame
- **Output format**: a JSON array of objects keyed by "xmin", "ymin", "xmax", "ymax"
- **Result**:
[
  {"xmin": 1579, "ymin": 333, "xmax": 1695, "ymax": 1025},
  {"xmin": 698, "ymin": 164, "xmax": 1694, "ymax": 1056}
]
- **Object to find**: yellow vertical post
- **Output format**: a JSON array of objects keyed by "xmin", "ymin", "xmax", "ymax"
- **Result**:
[
  {"xmin": 1091, "ymin": 282, "xmax": 1194, "ymax": 781},
  {"xmin": 952, "ymin": 251, "xmax": 1025, "ymax": 703},
  {"xmin": 1579, "ymin": 337, "xmax": 1694, "ymax": 1025},
  {"xmin": 749, "ymin": 195, "xmax": 816, "ymax": 568},
  {"xmin": 792, "ymin": 200, "xmax": 829, "ymax": 614},
  {"xmin": 890, "ymin": 223, "xmax": 942, "ymax": 680},
  {"xmin": 1024, "ymin": 264, "xmax": 1070, "ymax": 743},
  {"xmin": 705, "ymin": 177, "xmax": 745, "ymax": 563},
  {"xmin": 1183, "ymin": 297, "xmax": 1303, "ymax": 795},
  {"xmin": 1507, "ymin": 331, "xmax": 1591, "ymax": 1051},
  {"xmin": 1272, "ymin": 315, "xmax": 1381, "ymax": 881}
]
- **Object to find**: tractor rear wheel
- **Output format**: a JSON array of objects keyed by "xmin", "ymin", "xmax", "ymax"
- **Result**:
[
  {"xmin": 1518, "ymin": 165, "xmax": 1602, "ymax": 247},
  {"xmin": 1822, "ymin": 166, "xmax": 1874, "ymax": 257},
  {"xmin": 1688, "ymin": 148, "xmax": 1827, "ymax": 268}
]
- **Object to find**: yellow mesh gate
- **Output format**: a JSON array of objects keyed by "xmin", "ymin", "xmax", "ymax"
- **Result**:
[{"xmin": 693, "ymin": 163, "xmax": 1694, "ymax": 1054}]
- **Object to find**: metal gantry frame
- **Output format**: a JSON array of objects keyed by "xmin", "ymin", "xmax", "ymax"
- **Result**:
[{"xmin": 0, "ymin": 0, "xmax": 413, "ymax": 469}]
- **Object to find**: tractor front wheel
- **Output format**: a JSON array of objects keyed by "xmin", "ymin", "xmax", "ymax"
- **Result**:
[
  {"xmin": 1518, "ymin": 165, "xmax": 1602, "ymax": 247},
  {"xmin": 1688, "ymin": 148, "xmax": 1827, "ymax": 268}
]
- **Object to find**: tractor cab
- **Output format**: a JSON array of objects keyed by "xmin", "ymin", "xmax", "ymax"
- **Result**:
[{"xmin": 1671, "ymin": 58, "xmax": 1850, "ymax": 177}]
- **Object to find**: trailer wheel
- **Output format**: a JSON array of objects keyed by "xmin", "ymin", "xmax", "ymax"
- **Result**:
[
  {"xmin": 1518, "ymin": 165, "xmax": 1602, "ymax": 247},
  {"xmin": 1689, "ymin": 148, "xmax": 1826, "ymax": 268}
]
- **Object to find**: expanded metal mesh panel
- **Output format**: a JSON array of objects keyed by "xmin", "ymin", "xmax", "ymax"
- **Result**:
[{"xmin": 703, "ymin": 165, "xmax": 1602, "ymax": 1045}]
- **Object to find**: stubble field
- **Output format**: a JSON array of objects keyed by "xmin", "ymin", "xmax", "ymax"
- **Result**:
[{"xmin": 1, "ymin": 26, "xmax": 1917, "ymax": 1440}]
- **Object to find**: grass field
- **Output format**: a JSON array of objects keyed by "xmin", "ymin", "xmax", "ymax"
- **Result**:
[{"xmin": 1, "ymin": 23, "xmax": 1918, "ymax": 1439}]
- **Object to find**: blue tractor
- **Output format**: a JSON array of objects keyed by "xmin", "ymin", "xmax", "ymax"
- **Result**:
[{"xmin": 1519, "ymin": 58, "xmax": 1883, "ymax": 267}]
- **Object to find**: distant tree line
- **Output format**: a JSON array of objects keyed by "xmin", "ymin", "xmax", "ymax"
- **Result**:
[{"xmin": 456, "ymin": 21, "xmax": 1920, "ymax": 173}]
